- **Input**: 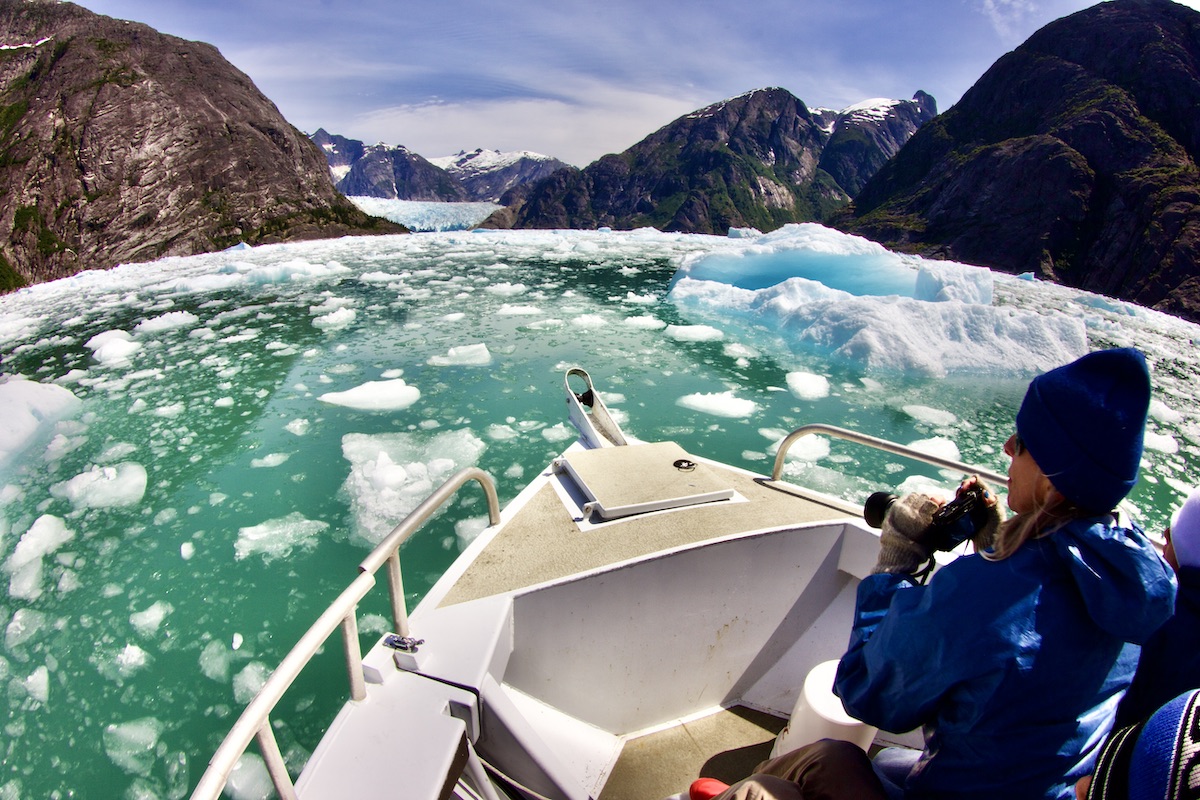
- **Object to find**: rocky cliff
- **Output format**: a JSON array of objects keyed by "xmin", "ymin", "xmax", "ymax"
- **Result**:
[
  {"xmin": 837, "ymin": 0, "xmax": 1200, "ymax": 322},
  {"xmin": 0, "ymin": 0, "xmax": 403, "ymax": 291},
  {"xmin": 484, "ymin": 88, "xmax": 936, "ymax": 234}
]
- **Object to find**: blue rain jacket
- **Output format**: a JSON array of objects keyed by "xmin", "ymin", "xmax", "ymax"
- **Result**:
[
  {"xmin": 835, "ymin": 516, "xmax": 1176, "ymax": 800},
  {"xmin": 1114, "ymin": 564, "xmax": 1200, "ymax": 727}
]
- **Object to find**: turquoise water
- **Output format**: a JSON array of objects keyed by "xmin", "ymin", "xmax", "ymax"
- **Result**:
[{"xmin": 0, "ymin": 229, "xmax": 1197, "ymax": 798}]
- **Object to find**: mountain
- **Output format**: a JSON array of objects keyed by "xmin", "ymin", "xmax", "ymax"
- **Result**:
[
  {"xmin": 310, "ymin": 133, "xmax": 569, "ymax": 203},
  {"xmin": 483, "ymin": 88, "xmax": 937, "ymax": 234},
  {"xmin": 835, "ymin": 0, "xmax": 1200, "ymax": 323},
  {"xmin": 0, "ymin": 1, "xmax": 403, "ymax": 292},
  {"xmin": 311, "ymin": 129, "xmax": 469, "ymax": 201},
  {"xmin": 428, "ymin": 149, "xmax": 570, "ymax": 202}
]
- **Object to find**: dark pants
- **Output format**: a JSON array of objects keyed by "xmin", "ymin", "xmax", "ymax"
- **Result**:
[{"xmin": 713, "ymin": 739, "xmax": 889, "ymax": 800}]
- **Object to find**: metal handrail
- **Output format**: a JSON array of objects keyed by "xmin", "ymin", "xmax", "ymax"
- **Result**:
[
  {"xmin": 191, "ymin": 467, "xmax": 501, "ymax": 800},
  {"xmin": 771, "ymin": 423, "xmax": 1009, "ymax": 487}
]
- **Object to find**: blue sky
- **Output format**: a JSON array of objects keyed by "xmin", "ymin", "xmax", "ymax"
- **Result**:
[{"xmin": 75, "ymin": 0, "xmax": 1200, "ymax": 166}]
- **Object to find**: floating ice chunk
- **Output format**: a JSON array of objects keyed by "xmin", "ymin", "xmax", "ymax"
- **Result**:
[
  {"xmin": 624, "ymin": 315, "xmax": 666, "ymax": 330},
  {"xmin": 572, "ymin": 314, "xmax": 608, "ymax": 328},
  {"xmin": 226, "ymin": 752, "xmax": 273, "ymax": 800},
  {"xmin": 233, "ymin": 662, "xmax": 270, "ymax": 705},
  {"xmin": 235, "ymin": 513, "xmax": 328, "ymax": 562},
  {"xmin": 1143, "ymin": 431, "xmax": 1178, "ymax": 454},
  {"xmin": 496, "ymin": 304, "xmax": 542, "ymax": 316},
  {"xmin": 5, "ymin": 608, "xmax": 46, "ymax": 649},
  {"xmin": 284, "ymin": 418, "xmax": 310, "ymax": 436},
  {"xmin": 623, "ymin": 292, "xmax": 657, "ymax": 305},
  {"xmin": 200, "ymin": 639, "xmax": 231, "ymax": 682},
  {"xmin": 771, "ymin": 431, "xmax": 831, "ymax": 462},
  {"xmin": 486, "ymin": 282, "xmax": 527, "ymax": 296},
  {"xmin": 130, "ymin": 601, "xmax": 172, "ymax": 637},
  {"xmin": 222, "ymin": 258, "xmax": 351, "ymax": 285},
  {"xmin": 318, "ymin": 378, "xmax": 421, "ymax": 411},
  {"xmin": 904, "ymin": 405, "xmax": 958, "ymax": 427},
  {"xmin": 98, "ymin": 442, "xmax": 138, "ymax": 462},
  {"xmin": 665, "ymin": 324, "xmax": 724, "ymax": 342},
  {"xmin": 677, "ymin": 391, "xmax": 758, "ymax": 418},
  {"xmin": 542, "ymin": 423, "xmax": 575, "ymax": 442},
  {"xmin": 153, "ymin": 403, "xmax": 185, "ymax": 418},
  {"xmin": 456, "ymin": 516, "xmax": 489, "ymax": 548},
  {"xmin": 786, "ymin": 371, "xmax": 830, "ymax": 400},
  {"xmin": 134, "ymin": 311, "xmax": 200, "ymax": 333},
  {"xmin": 103, "ymin": 717, "xmax": 163, "ymax": 776},
  {"xmin": 341, "ymin": 430, "xmax": 486, "ymax": 544},
  {"xmin": 427, "ymin": 343, "xmax": 492, "ymax": 367},
  {"xmin": 907, "ymin": 437, "xmax": 961, "ymax": 463},
  {"xmin": 5, "ymin": 515, "xmax": 74, "ymax": 601},
  {"xmin": 86, "ymin": 330, "xmax": 142, "ymax": 367},
  {"xmin": 1149, "ymin": 398, "xmax": 1183, "ymax": 424},
  {"xmin": 50, "ymin": 462, "xmax": 147, "ymax": 508},
  {"xmin": 313, "ymin": 307, "xmax": 357, "ymax": 331},
  {"xmin": 486, "ymin": 424, "xmax": 518, "ymax": 441},
  {"xmin": 181, "ymin": 542, "xmax": 195, "ymax": 560},
  {"xmin": 250, "ymin": 453, "xmax": 290, "ymax": 468},
  {"xmin": 104, "ymin": 643, "xmax": 150, "ymax": 680},
  {"xmin": 23, "ymin": 664, "xmax": 49, "ymax": 703},
  {"xmin": 728, "ymin": 227, "xmax": 762, "ymax": 239},
  {"xmin": 0, "ymin": 376, "xmax": 82, "ymax": 468}
]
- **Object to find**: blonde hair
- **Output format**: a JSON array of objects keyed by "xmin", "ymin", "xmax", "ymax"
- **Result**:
[{"xmin": 984, "ymin": 493, "xmax": 1091, "ymax": 561}]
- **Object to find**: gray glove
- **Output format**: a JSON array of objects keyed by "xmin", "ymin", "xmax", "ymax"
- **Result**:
[{"xmin": 873, "ymin": 492, "xmax": 939, "ymax": 574}]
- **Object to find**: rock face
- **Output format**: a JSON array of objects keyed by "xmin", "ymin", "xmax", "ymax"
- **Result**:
[
  {"xmin": 484, "ymin": 88, "xmax": 936, "ymax": 234},
  {"xmin": 0, "ymin": 0, "xmax": 403, "ymax": 291},
  {"xmin": 837, "ymin": 0, "xmax": 1200, "ymax": 323}
]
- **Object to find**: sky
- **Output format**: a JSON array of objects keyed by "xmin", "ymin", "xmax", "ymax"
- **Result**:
[{"xmin": 74, "ymin": 0, "xmax": 1200, "ymax": 167}]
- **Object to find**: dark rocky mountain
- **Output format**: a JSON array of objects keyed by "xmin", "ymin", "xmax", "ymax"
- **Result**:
[
  {"xmin": 836, "ymin": 0, "xmax": 1200, "ymax": 323},
  {"xmin": 310, "ymin": 133, "xmax": 568, "ymax": 203},
  {"xmin": 429, "ymin": 148, "xmax": 571, "ymax": 202},
  {"xmin": 0, "ymin": 0, "xmax": 403, "ymax": 291},
  {"xmin": 311, "ymin": 129, "xmax": 469, "ymax": 201},
  {"xmin": 483, "ymin": 88, "xmax": 936, "ymax": 234}
]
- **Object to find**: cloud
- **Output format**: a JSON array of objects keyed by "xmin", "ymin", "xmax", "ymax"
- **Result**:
[{"xmin": 352, "ymin": 81, "xmax": 703, "ymax": 167}]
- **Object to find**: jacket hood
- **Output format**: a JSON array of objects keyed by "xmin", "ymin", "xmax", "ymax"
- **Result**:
[{"xmin": 1050, "ymin": 518, "xmax": 1176, "ymax": 643}]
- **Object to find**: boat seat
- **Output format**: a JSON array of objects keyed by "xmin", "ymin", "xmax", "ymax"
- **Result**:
[
  {"xmin": 553, "ymin": 441, "xmax": 734, "ymax": 520},
  {"xmin": 770, "ymin": 659, "xmax": 878, "ymax": 757}
]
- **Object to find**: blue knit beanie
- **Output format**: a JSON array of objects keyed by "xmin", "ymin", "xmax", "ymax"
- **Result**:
[
  {"xmin": 1015, "ymin": 348, "xmax": 1150, "ymax": 513},
  {"xmin": 1086, "ymin": 689, "xmax": 1200, "ymax": 799}
]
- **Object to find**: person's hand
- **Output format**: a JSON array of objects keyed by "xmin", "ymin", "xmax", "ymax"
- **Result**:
[
  {"xmin": 872, "ymin": 492, "xmax": 940, "ymax": 574},
  {"xmin": 959, "ymin": 476, "xmax": 1004, "ymax": 551}
]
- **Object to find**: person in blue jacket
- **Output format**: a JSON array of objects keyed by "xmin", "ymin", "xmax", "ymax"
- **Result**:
[
  {"xmin": 834, "ymin": 348, "xmax": 1177, "ymax": 800},
  {"xmin": 1114, "ymin": 485, "xmax": 1200, "ymax": 728}
]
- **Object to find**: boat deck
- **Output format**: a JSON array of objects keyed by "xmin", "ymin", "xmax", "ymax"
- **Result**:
[
  {"xmin": 598, "ymin": 706, "xmax": 786, "ymax": 800},
  {"xmin": 440, "ymin": 443, "xmax": 858, "ymax": 607}
]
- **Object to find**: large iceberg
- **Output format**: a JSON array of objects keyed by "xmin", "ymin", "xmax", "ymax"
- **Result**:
[{"xmin": 668, "ymin": 224, "xmax": 1086, "ymax": 376}]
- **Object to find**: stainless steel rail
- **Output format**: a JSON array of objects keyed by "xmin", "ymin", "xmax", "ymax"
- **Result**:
[
  {"xmin": 771, "ymin": 423, "xmax": 1009, "ymax": 487},
  {"xmin": 191, "ymin": 467, "xmax": 501, "ymax": 800}
]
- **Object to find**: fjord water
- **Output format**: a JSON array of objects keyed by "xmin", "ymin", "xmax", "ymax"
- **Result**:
[{"xmin": 1, "ymin": 226, "xmax": 1198, "ymax": 799}]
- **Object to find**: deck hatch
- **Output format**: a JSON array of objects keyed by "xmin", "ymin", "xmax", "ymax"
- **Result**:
[{"xmin": 554, "ymin": 442, "xmax": 734, "ymax": 520}]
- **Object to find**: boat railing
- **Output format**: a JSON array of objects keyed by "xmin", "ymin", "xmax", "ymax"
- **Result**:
[
  {"xmin": 190, "ymin": 467, "xmax": 501, "ymax": 800},
  {"xmin": 771, "ymin": 423, "xmax": 1009, "ymax": 487}
]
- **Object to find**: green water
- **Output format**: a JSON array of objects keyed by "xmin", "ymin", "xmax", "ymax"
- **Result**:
[{"xmin": 0, "ymin": 230, "xmax": 1196, "ymax": 798}]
